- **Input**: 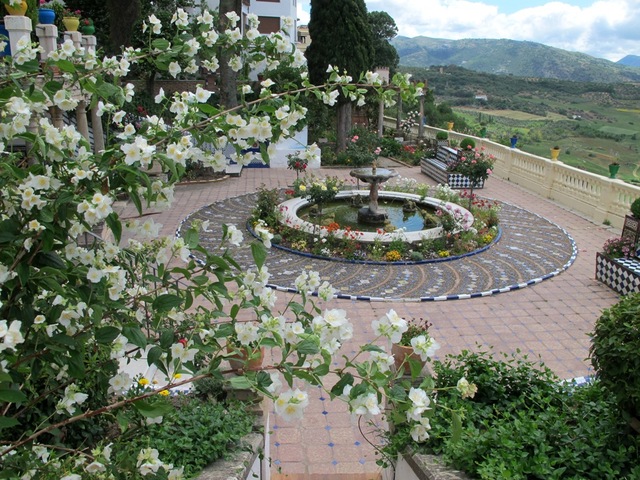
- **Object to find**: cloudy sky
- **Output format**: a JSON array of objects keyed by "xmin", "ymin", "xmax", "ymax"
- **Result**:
[{"xmin": 296, "ymin": 0, "xmax": 640, "ymax": 62}]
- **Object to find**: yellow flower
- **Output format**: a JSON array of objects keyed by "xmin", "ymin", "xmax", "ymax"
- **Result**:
[
  {"xmin": 437, "ymin": 250, "xmax": 450, "ymax": 258},
  {"xmin": 299, "ymin": 184, "xmax": 307, "ymax": 191},
  {"xmin": 138, "ymin": 377, "xmax": 150, "ymax": 386},
  {"xmin": 158, "ymin": 389, "xmax": 169, "ymax": 396}
]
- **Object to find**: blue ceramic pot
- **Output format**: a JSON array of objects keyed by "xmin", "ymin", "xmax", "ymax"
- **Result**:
[{"xmin": 38, "ymin": 8, "xmax": 56, "ymax": 25}]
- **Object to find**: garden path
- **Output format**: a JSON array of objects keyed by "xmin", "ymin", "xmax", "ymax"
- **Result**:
[{"xmin": 116, "ymin": 163, "xmax": 620, "ymax": 480}]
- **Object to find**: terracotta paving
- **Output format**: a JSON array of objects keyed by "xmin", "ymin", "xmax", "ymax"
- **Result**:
[{"xmin": 118, "ymin": 163, "xmax": 621, "ymax": 479}]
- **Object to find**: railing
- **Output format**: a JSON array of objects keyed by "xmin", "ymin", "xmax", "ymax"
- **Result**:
[
  {"xmin": 386, "ymin": 119, "xmax": 639, "ymax": 230},
  {"xmin": 2, "ymin": 12, "xmax": 104, "ymax": 152}
]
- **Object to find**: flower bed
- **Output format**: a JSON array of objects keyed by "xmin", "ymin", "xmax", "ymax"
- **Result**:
[{"xmin": 253, "ymin": 181, "xmax": 500, "ymax": 263}]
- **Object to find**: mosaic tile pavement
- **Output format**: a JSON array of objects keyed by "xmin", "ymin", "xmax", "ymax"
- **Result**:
[{"xmin": 179, "ymin": 192, "xmax": 577, "ymax": 301}]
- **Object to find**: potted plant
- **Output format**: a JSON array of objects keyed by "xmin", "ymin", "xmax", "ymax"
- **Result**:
[
  {"xmin": 510, "ymin": 134, "xmax": 518, "ymax": 148},
  {"xmin": 79, "ymin": 16, "xmax": 93, "ymax": 34},
  {"xmin": 550, "ymin": 145, "xmax": 561, "ymax": 161},
  {"xmin": 287, "ymin": 153, "xmax": 307, "ymax": 179},
  {"xmin": 435, "ymin": 131, "xmax": 449, "ymax": 146},
  {"xmin": 3, "ymin": 0, "xmax": 28, "ymax": 16},
  {"xmin": 391, "ymin": 317, "xmax": 439, "ymax": 375},
  {"xmin": 61, "ymin": 7, "xmax": 80, "ymax": 31},
  {"xmin": 447, "ymin": 146, "xmax": 495, "ymax": 207},
  {"xmin": 608, "ymin": 161, "xmax": 620, "ymax": 179},
  {"xmin": 37, "ymin": 0, "xmax": 58, "ymax": 24}
]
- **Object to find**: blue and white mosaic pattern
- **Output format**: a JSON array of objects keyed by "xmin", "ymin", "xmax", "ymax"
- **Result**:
[{"xmin": 179, "ymin": 193, "xmax": 577, "ymax": 302}]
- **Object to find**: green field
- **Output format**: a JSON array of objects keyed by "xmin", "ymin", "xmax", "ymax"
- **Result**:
[{"xmin": 402, "ymin": 65, "xmax": 640, "ymax": 183}]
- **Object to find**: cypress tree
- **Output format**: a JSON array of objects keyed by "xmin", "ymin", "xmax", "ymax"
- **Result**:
[{"xmin": 306, "ymin": 0, "xmax": 373, "ymax": 150}]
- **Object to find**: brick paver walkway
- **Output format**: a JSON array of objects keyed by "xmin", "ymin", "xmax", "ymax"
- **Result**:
[{"xmin": 119, "ymin": 163, "xmax": 620, "ymax": 480}]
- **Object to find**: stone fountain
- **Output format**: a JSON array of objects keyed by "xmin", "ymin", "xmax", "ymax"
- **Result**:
[{"xmin": 349, "ymin": 162, "xmax": 398, "ymax": 225}]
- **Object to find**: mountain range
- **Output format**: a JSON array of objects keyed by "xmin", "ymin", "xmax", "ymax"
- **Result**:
[{"xmin": 391, "ymin": 36, "xmax": 640, "ymax": 83}]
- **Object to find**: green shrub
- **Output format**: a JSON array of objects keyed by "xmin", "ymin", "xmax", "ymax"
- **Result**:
[
  {"xmin": 118, "ymin": 397, "xmax": 254, "ymax": 478},
  {"xmin": 419, "ymin": 349, "xmax": 640, "ymax": 479},
  {"xmin": 435, "ymin": 131, "xmax": 449, "ymax": 141},
  {"xmin": 459, "ymin": 138, "xmax": 476, "ymax": 150},
  {"xmin": 590, "ymin": 293, "xmax": 640, "ymax": 420},
  {"xmin": 630, "ymin": 197, "xmax": 640, "ymax": 218},
  {"xmin": 379, "ymin": 137, "xmax": 403, "ymax": 157}
]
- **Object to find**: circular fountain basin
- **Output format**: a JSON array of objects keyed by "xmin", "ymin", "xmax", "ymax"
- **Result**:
[{"xmin": 278, "ymin": 190, "xmax": 474, "ymax": 244}]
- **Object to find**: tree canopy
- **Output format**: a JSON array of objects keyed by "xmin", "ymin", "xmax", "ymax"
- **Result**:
[
  {"xmin": 368, "ymin": 11, "xmax": 399, "ymax": 73},
  {"xmin": 305, "ymin": 0, "xmax": 373, "ymax": 85}
]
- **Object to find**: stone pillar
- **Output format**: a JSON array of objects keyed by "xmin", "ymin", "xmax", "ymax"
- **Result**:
[
  {"xmin": 50, "ymin": 106, "xmax": 64, "ymax": 129},
  {"xmin": 76, "ymin": 100, "xmax": 90, "ymax": 142},
  {"xmin": 26, "ymin": 115, "xmax": 39, "ymax": 167},
  {"xmin": 4, "ymin": 15, "xmax": 32, "ymax": 58},
  {"xmin": 35, "ymin": 24, "xmax": 59, "ymax": 61},
  {"xmin": 82, "ymin": 35, "xmax": 96, "ymax": 54},
  {"xmin": 91, "ymin": 107, "xmax": 105, "ymax": 153},
  {"xmin": 64, "ymin": 31, "xmax": 83, "ymax": 50}
]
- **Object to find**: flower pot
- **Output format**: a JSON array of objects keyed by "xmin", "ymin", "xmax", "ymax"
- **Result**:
[
  {"xmin": 80, "ymin": 24, "xmax": 95, "ymax": 35},
  {"xmin": 392, "ymin": 343, "xmax": 426, "ymax": 375},
  {"xmin": 62, "ymin": 16, "xmax": 80, "ymax": 32},
  {"xmin": 510, "ymin": 136, "xmax": 518, "ymax": 148},
  {"xmin": 38, "ymin": 7, "xmax": 55, "ymax": 24},
  {"xmin": 550, "ymin": 148, "xmax": 560, "ymax": 161},
  {"xmin": 4, "ymin": 0, "xmax": 28, "ymax": 15},
  {"xmin": 608, "ymin": 163, "xmax": 620, "ymax": 179},
  {"xmin": 447, "ymin": 122, "xmax": 454, "ymax": 131},
  {"xmin": 227, "ymin": 345, "xmax": 264, "ymax": 371}
]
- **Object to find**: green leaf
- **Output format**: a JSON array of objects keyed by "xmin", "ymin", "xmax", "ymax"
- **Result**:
[
  {"xmin": 296, "ymin": 338, "xmax": 320, "ymax": 355},
  {"xmin": 214, "ymin": 323, "xmax": 234, "ymax": 338},
  {"xmin": 159, "ymin": 330, "xmax": 174, "ymax": 349},
  {"xmin": 0, "ymin": 388, "xmax": 27, "ymax": 404},
  {"xmin": 183, "ymin": 228, "xmax": 199, "ymax": 248},
  {"xmin": 0, "ymin": 416, "xmax": 20, "ymax": 430},
  {"xmin": 313, "ymin": 364, "xmax": 330, "ymax": 376},
  {"xmin": 133, "ymin": 399, "xmax": 173, "ymax": 418},
  {"xmin": 197, "ymin": 103, "xmax": 219, "ymax": 115},
  {"xmin": 451, "ymin": 411, "xmax": 462, "ymax": 443},
  {"xmin": 67, "ymin": 349, "xmax": 85, "ymax": 379},
  {"xmin": 361, "ymin": 344, "xmax": 384, "ymax": 353},
  {"xmin": 228, "ymin": 376, "xmax": 252, "ymax": 390},
  {"xmin": 152, "ymin": 294, "xmax": 183, "ymax": 312},
  {"xmin": 330, "ymin": 373, "xmax": 354, "ymax": 398},
  {"xmin": 55, "ymin": 59, "xmax": 76, "ymax": 73},
  {"xmin": 95, "ymin": 326, "xmax": 121, "ymax": 345},
  {"xmin": 251, "ymin": 241, "xmax": 267, "ymax": 270},
  {"xmin": 147, "ymin": 346, "xmax": 163, "ymax": 367},
  {"xmin": 151, "ymin": 38, "xmax": 171, "ymax": 51},
  {"xmin": 123, "ymin": 325, "xmax": 147, "ymax": 348},
  {"xmin": 293, "ymin": 370, "xmax": 319, "ymax": 385},
  {"xmin": 105, "ymin": 213, "xmax": 122, "ymax": 243}
]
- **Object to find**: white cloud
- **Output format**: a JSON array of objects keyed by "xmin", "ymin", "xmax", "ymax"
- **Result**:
[{"xmin": 298, "ymin": 0, "xmax": 640, "ymax": 61}]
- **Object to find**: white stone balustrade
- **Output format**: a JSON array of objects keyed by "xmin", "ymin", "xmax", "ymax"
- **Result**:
[
  {"xmin": 386, "ymin": 118, "xmax": 640, "ymax": 230},
  {"xmin": 3, "ymin": 13, "xmax": 102, "ymax": 153}
]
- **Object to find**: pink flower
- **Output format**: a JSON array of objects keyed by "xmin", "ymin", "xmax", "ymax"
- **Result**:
[
  {"xmin": 374, "ymin": 147, "xmax": 381, "ymax": 155},
  {"xmin": 487, "ymin": 168, "xmax": 492, "ymax": 174}
]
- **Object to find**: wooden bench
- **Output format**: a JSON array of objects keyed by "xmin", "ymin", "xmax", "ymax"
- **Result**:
[{"xmin": 421, "ymin": 145, "xmax": 484, "ymax": 189}]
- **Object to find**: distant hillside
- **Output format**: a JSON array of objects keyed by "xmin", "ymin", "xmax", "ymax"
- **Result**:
[
  {"xmin": 392, "ymin": 36, "xmax": 640, "ymax": 83},
  {"xmin": 618, "ymin": 55, "xmax": 640, "ymax": 68}
]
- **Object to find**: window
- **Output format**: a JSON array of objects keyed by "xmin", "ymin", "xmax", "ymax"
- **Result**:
[{"xmin": 257, "ymin": 16, "xmax": 280, "ymax": 34}]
